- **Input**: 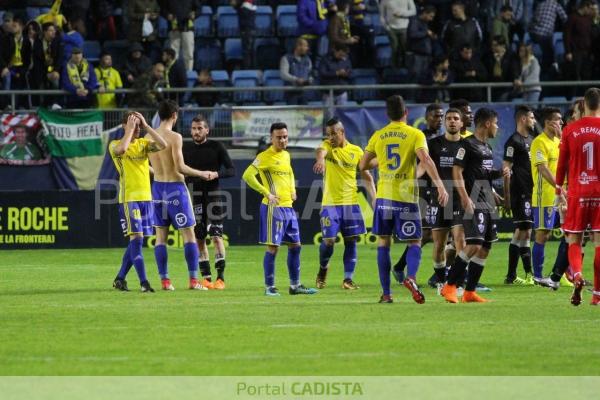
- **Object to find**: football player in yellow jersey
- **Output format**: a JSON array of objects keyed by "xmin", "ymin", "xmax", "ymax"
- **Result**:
[
  {"xmin": 530, "ymin": 107, "xmax": 563, "ymax": 283},
  {"xmin": 242, "ymin": 122, "xmax": 318, "ymax": 296},
  {"xmin": 359, "ymin": 95, "xmax": 448, "ymax": 304},
  {"xmin": 109, "ymin": 112, "xmax": 167, "ymax": 292},
  {"xmin": 313, "ymin": 118, "xmax": 376, "ymax": 290}
]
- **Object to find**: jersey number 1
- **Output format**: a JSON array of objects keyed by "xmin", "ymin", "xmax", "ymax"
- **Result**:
[
  {"xmin": 386, "ymin": 144, "xmax": 401, "ymax": 170},
  {"xmin": 583, "ymin": 142, "xmax": 594, "ymax": 170}
]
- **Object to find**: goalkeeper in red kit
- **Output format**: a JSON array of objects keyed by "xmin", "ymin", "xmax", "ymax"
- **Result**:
[{"xmin": 555, "ymin": 88, "xmax": 600, "ymax": 306}]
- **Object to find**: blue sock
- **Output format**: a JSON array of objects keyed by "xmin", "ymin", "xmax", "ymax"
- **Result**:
[
  {"xmin": 184, "ymin": 242, "xmax": 199, "ymax": 279},
  {"xmin": 343, "ymin": 241, "xmax": 357, "ymax": 280},
  {"xmin": 117, "ymin": 243, "xmax": 132, "ymax": 279},
  {"xmin": 129, "ymin": 237, "xmax": 147, "ymax": 283},
  {"xmin": 287, "ymin": 246, "xmax": 301, "ymax": 286},
  {"xmin": 377, "ymin": 246, "xmax": 391, "ymax": 296},
  {"xmin": 406, "ymin": 245, "xmax": 422, "ymax": 280},
  {"xmin": 319, "ymin": 241, "xmax": 334, "ymax": 269},
  {"xmin": 263, "ymin": 251, "xmax": 276, "ymax": 287},
  {"xmin": 532, "ymin": 241, "xmax": 545, "ymax": 278},
  {"xmin": 154, "ymin": 244, "xmax": 168, "ymax": 279}
]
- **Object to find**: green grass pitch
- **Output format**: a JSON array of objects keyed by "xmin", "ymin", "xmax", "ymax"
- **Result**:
[{"xmin": 1, "ymin": 242, "xmax": 598, "ymax": 376}]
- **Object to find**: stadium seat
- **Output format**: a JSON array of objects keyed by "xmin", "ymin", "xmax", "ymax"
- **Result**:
[
  {"xmin": 318, "ymin": 36, "xmax": 329, "ymax": 58},
  {"xmin": 157, "ymin": 16, "xmax": 168, "ymax": 39},
  {"xmin": 362, "ymin": 100, "xmax": 386, "ymax": 107},
  {"xmin": 255, "ymin": 6, "xmax": 274, "ymax": 36},
  {"xmin": 351, "ymin": 69, "xmax": 379, "ymax": 102},
  {"xmin": 263, "ymin": 69, "xmax": 285, "ymax": 104},
  {"xmin": 308, "ymin": 100, "xmax": 324, "ymax": 106},
  {"xmin": 83, "ymin": 41, "xmax": 101, "ymax": 63},
  {"xmin": 368, "ymin": 12, "xmax": 385, "ymax": 35},
  {"xmin": 374, "ymin": 35, "xmax": 391, "ymax": 68},
  {"xmin": 554, "ymin": 39, "xmax": 565, "ymax": 63},
  {"xmin": 542, "ymin": 96, "xmax": 568, "ymax": 103},
  {"xmin": 194, "ymin": 6, "xmax": 214, "ymax": 37},
  {"xmin": 224, "ymin": 38, "xmax": 243, "ymax": 64},
  {"xmin": 276, "ymin": 5, "xmax": 298, "ymax": 37},
  {"xmin": 194, "ymin": 39, "xmax": 223, "ymax": 70},
  {"xmin": 217, "ymin": 6, "xmax": 239, "ymax": 37},
  {"xmin": 553, "ymin": 31, "xmax": 563, "ymax": 46},
  {"xmin": 102, "ymin": 40, "xmax": 129, "ymax": 69},
  {"xmin": 254, "ymin": 38, "xmax": 282, "ymax": 70},
  {"xmin": 211, "ymin": 70, "xmax": 231, "ymax": 103},
  {"xmin": 532, "ymin": 43, "xmax": 543, "ymax": 62},
  {"xmin": 183, "ymin": 70, "xmax": 198, "ymax": 105},
  {"xmin": 382, "ymin": 68, "xmax": 410, "ymax": 84},
  {"xmin": 231, "ymin": 70, "xmax": 262, "ymax": 104}
]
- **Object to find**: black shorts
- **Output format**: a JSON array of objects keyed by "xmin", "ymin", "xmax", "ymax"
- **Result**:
[
  {"xmin": 420, "ymin": 189, "xmax": 432, "ymax": 229},
  {"xmin": 192, "ymin": 192, "xmax": 226, "ymax": 240},
  {"xmin": 463, "ymin": 209, "xmax": 498, "ymax": 245},
  {"xmin": 511, "ymin": 194, "xmax": 533, "ymax": 230},
  {"xmin": 429, "ymin": 202, "xmax": 463, "ymax": 230}
]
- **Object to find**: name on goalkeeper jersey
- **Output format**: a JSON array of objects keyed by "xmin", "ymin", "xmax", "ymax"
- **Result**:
[{"xmin": 572, "ymin": 126, "xmax": 600, "ymax": 137}]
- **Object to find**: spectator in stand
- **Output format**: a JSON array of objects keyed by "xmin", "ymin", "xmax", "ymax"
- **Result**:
[
  {"xmin": 122, "ymin": 42, "xmax": 152, "ymax": 88},
  {"xmin": 407, "ymin": 5, "xmax": 437, "ymax": 81},
  {"xmin": 486, "ymin": 35, "xmax": 519, "ymax": 100},
  {"xmin": 95, "ymin": 52, "xmax": 123, "ymax": 109},
  {"xmin": 564, "ymin": 0, "xmax": 594, "ymax": 85},
  {"xmin": 161, "ymin": 48, "xmax": 186, "ymax": 89},
  {"xmin": 63, "ymin": 0, "xmax": 89, "ymax": 23},
  {"xmin": 127, "ymin": 0, "xmax": 161, "ymax": 63},
  {"xmin": 379, "ymin": 0, "xmax": 417, "ymax": 67},
  {"xmin": 193, "ymin": 68, "xmax": 218, "ymax": 107},
  {"xmin": 418, "ymin": 54, "xmax": 453, "ymax": 103},
  {"xmin": 349, "ymin": 0, "xmax": 373, "ymax": 67},
  {"xmin": 441, "ymin": 0, "xmax": 483, "ymax": 60},
  {"xmin": 0, "ymin": 13, "xmax": 15, "ymax": 106},
  {"xmin": 451, "ymin": 44, "xmax": 487, "ymax": 101},
  {"xmin": 0, "ymin": 125, "xmax": 43, "ymax": 162},
  {"xmin": 280, "ymin": 37, "xmax": 314, "ymax": 105},
  {"xmin": 529, "ymin": 0, "xmax": 567, "ymax": 70},
  {"xmin": 93, "ymin": 0, "xmax": 118, "ymax": 41},
  {"xmin": 494, "ymin": 0, "xmax": 527, "ymax": 41},
  {"xmin": 61, "ymin": 47, "xmax": 99, "ymax": 108},
  {"xmin": 61, "ymin": 17, "xmax": 85, "ymax": 67},
  {"xmin": 232, "ymin": 0, "xmax": 257, "ymax": 68},
  {"xmin": 319, "ymin": 43, "xmax": 352, "ymax": 105},
  {"xmin": 514, "ymin": 42, "xmax": 541, "ymax": 102},
  {"xmin": 160, "ymin": 0, "xmax": 199, "ymax": 71},
  {"xmin": 28, "ymin": 21, "xmax": 62, "ymax": 104},
  {"xmin": 298, "ymin": 0, "xmax": 333, "ymax": 59},
  {"xmin": 591, "ymin": 1, "xmax": 600, "ymax": 76},
  {"xmin": 21, "ymin": 21, "xmax": 44, "ymax": 107},
  {"xmin": 1, "ymin": 11, "xmax": 13, "ymax": 37},
  {"xmin": 35, "ymin": 0, "xmax": 67, "ymax": 32},
  {"xmin": 128, "ymin": 62, "xmax": 167, "ymax": 108},
  {"xmin": 328, "ymin": 0, "xmax": 359, "ymax": 52},
  {"xmin": 492, "ymin": 5, "xmax": 515, "ymax": 47}
]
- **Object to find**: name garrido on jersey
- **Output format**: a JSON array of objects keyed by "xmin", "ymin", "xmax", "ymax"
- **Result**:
[
  {"xmin": 379, "ymin": 131, "xmax": 408, "ymax": 140},
  {"xmin": 572, "ymin": 126, "xmax": 600, "ymax": 137}
]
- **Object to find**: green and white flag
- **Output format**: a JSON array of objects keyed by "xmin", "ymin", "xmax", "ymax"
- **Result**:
[{"xmin": 39, "ymin": 108, "xmax": 103, "ymax": 158}]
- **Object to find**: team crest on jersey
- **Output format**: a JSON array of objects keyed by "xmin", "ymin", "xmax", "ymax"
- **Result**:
[
  {"xmin": 252, "ymin": 158, "xmax": 260, "ymax": 166},
  {"xmin": 401, "ymin": 221, "xmax": 417, "ymax": 236},
  {"xmin": 456, "ymin": 148, "xmax": 465, "ymax": 160},
  {"xmin": 175, "ymin": 213, "xmax": 187, "ymax": 226},
  {"xmin": 506, "ymin": 146, "xmax": 514, "ymax": 157},
  {"xmin": 536, "ymin": 150, "xmax": 544, "ymax": 162}
]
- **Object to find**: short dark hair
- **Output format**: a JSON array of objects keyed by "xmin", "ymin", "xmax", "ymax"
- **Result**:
[
  {"xmin": 514, "ymin": 105, "xmax": 533, "ymax": 121},
  {"xmin": 121, "ymin": 111, "xmax": 136, "ymax": 124},
  {"xmin": 99, "ymin": 51, "xmax": 111, "ymax": 59},
  {"xmin": 492, "ymin": 35, "xmax": 506, "ymax": 46},
  {"xmin": 326, "ymin": 117, "xmax": 341, "ymax": 127},
  {"xmin": 13, "ymin": 124, "xmax": 27, "ymax": 133},
  {"xmin": 580, "ymin": 0, "xmax": 595, "ymax": 9},
  {"xmin": 426, "ymin": 103, "xmax": 443, "ymax": 114},
  {"xmin": 162, "ymin": 48, "xmax": 176, "ymax": 60},
  {"xmin": 420, "ymin": 5, "xmax": 436, "ymax": 14},
  {"xmin": 445, "ymin": 108, "xmax": 463, "ymax": 118},
  {"xmin": 474, "ymin": 108, "xmax": 498, "ymax": 127},
  {"xmin": 270, "ymin": 122, "xmax": 287, "ymax": 133},
  {"xmin": 449, "ymin": 98, "xmax": 469, "ymax": 111},
  {"xmin": 158, "ymin": 99, "xmax": 179, "ymax": 120},
  {"xmin": 460, "ymin": 43, "xmax": 472, "ymax": 51},
  {"xmin": 584, "ymin": 87, "xmax": 600, "ymax": 111},
  {"xmin": 540, "ymin": 106, "xmax": 561, "ymax": 125},
  {"xmin": 192, "ymin": 114, "xmax": 208, "ymax": 125},
  {"xmin": 42, "ymin": 22, "xmax": 55, "ymax": 32},
  {"xmin": 500, "ymin": 5, "xmax": 513, "ymax": 12},
  {"xmin": 332, "ymin": 43, "xmax": 349, "ymax": 53},
  {"xmin": 386, "ymin": 95, "xmax": 406, "ymax": 121}
]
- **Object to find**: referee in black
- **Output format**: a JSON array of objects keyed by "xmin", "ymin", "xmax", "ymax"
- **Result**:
[{"xmin": 183, "ymin": 115, "xmax": 235, "ymax": 289}]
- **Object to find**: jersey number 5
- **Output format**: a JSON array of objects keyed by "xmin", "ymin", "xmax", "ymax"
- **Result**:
[{"xmin": 386, "ymin": 144, "xmax": 401, "ymax": 170}]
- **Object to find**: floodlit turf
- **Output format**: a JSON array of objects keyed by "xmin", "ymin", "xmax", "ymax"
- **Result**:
[{"xmin": 1, "ymin": 242, "xmax": 598, "ymax": 376}]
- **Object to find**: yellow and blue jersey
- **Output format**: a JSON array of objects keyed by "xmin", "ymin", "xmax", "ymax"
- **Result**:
[
  {"xmin": 251, "ymin": 146, "xmax": 296, "ymax": 208},
  {"xmin": 109, "ymin": 138, "xmax": 152, "ymax": 203},
  {"xmin": 365, "ymin": 121, "xmax": 427, "ymax": 204},
  {"xmin": 531, "ymin": 132, "xmax": 560, "ymax": 208},
  {"xmin": 320, "ymin": 139, "xmax": 363, "ymax": 206}
]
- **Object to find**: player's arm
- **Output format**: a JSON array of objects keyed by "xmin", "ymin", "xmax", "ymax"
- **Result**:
[
  {"xmin": 217, "ymin": 142, "xmax": 236, "ymax": 178},
  {"xmin": 290, "ymin": 167, "xmax": 297, "ymax": 201},
  {"xmin": 555, "ymin": 138, "xmax": 569, "ymax": 195},
  {"xmin": 112, "ymin": 114, "xmax": 138, "ymax": 156},
  {"xmin": 537, "ymin": 162, "xmax": 557, "ymax": 188},
  {"xmin": 359, "ymin": 150, "xmax": 376, "ymax": 171},
  {"xmin": 171, "ymin": 134, "xmax": 214, "ymax": 180},
  {"xmin": 313, "ymin": 147, "xmax": 327, "ymax": 174},
  {"xmin": 502, "ymin": 160, "xmax": 512, "ymax": 209},
  {"xmin": 417, "ymin": 148, "xmax": 448, "ymax": 206},
  {"xmin": 416, "ymin": 162, "xmax": 426, "ymax": 178},
  {"xmin": 452, "ymin": 164, "xmax": 474, "ymax": 214},
  {"xmin": 360, "ymin": 169, "xmax": 377, "ymax": 204},
  {"xmin": 132, "ymin": 111, "xmax": 167, "ymax": 152},
  {"xmin": 242, "ymin": 163, "xmax": 278, "ymax": 204}
]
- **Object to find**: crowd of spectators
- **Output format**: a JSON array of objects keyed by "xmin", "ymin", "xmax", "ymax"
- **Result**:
[{"xmin": 0, "ymin": 0, "xmax": 598, "ymax": 109}]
